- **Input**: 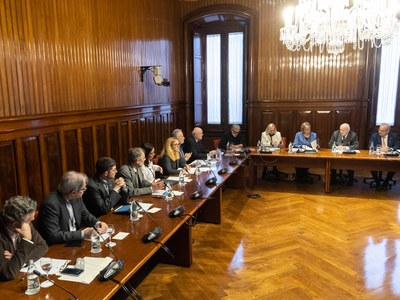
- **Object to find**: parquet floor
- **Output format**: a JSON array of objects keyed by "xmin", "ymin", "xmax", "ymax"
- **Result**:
[{"xmin": 136, "ymin": 172, "xmax": 400, "ymax": 299}]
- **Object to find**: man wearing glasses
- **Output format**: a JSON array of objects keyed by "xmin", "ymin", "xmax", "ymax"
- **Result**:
[
  {"xmin": 369, "ymin": 123, "xmax": 398, "ymax": 190},
  {"xmin": 38, "ymin": 171, "xmax": 108, "ymax": 245}
]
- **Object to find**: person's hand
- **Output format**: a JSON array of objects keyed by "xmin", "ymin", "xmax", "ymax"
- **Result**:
[
  {"xmin": 15, "ymin": 222, "xmax": 32, "ymax": 241},
  {"xmin": 184, "ymin": 165, "xmax": 191, "ymax": 171},
  {"xmin": 209, "ymin": 150, "xmax": 217, "ymax": 156},
  {"xmin": 113, "ymin": 177, "xmax": 125, "ymax": 192},
  {"xmin": 381, "ymin": 146, "xmax": 390, "ymax": 153},
  {"xmin": 96, "ymin": 222, "xmax": 108, "ymax": 234},
  {"xmin": 184, "ymin": 152, "xmax": 192, "ymax": 161},
  {"xmin": 82, "ymin": 227, "xmax": 95, "ymax": 239},
  {"xmin": 152, "ymin": 180, "xmax": 165, "ymax": 190},
  {"xmin": 157, "ymin": 166, "xmax": 163, "ymax": 174},
  {"xmin": 3, "ymin": 250, "xmax": 12, "ymax": 260}
]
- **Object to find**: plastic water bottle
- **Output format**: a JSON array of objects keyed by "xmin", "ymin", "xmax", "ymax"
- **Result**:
[
  {"xmin": 25, "ymin": 259, "xmax": 40, "ymax": 295},
  {"xmin": 369, "ymin": 142, "xmax": 374, "ymax": 154},
  {"xmin": 257, "ymin": 140, "xmax": 261, "ymax": 152},
  {"xmin": 226, "ymin": 141, "xmax": 231, "ymax": 153},
  {"xmin": 288, "ymin": 142, "xmax": 293, "ymax": 153},
  {"xmin": 331, "ymin": 141, "xmax": 337, "ymax": 153},
  {"xmin": 130, "ymin": 201, "xmax": 139, "ymax": 221},
  {"xmin": 179, "ymin": 169, "xmax": 185, "ymax": 186}
]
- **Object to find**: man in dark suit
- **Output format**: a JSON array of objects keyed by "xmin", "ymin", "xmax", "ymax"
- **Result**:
[
  {"xmin": 83, "ymin": 157, "xmax": 129, "ymax": 217},
  {"xmin": 328, "ymin": 123, "xmax": 359, "ymax": 185},
  {"xmin": 370, "ymin": 123, "xmax": 398, "ymax": 190},
  {"xmin": 184, "ymin": 127, "xmax": 216, "ymax": 164},
  {"xmin": 119, "ymin": 147, "xmax": 165, "ymax": 197},
  {"xmin": 37, "ymin": 171, "xmax": 108, "ymax": 245},
  {"xmin": 0, "ymin": 196, "xmax": 48, "ymax": 281}
]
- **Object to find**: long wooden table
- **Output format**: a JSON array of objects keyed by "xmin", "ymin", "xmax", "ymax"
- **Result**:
[
  {"xmin": 0, "ymin": 155, "xmax": 248, "ymax": 299},
  {"xmin": 250, "ymin": 148, "xmax": 400, "ymax": 193}
]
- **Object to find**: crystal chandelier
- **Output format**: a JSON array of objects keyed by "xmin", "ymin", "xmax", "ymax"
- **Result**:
[{"xmin": 279, "ymin": 0, "xmax": 400, "ymax": 55}]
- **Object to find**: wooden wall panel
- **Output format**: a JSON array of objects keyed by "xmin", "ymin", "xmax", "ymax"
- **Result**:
[
  {"xmin": 0, "ymin": 142, "xmax": 18, "ymax": 207},
  {"xmin": 81, "ymin": 127, "xmax": 94, "ymax": 178},
  {"xmin": 22, "ymin": 137, "xmax": 43, "ymax": 203},
  {"xmin": 44, "ymin": 133, "xmax": 62, "ymax": 191},
  {"xmin": 0, "ymin": 105, "xmax": 178, "ymax": 207}
]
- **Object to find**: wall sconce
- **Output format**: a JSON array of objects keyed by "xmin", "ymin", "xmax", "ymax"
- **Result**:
[{"xmin": 139, "ymin": 65, "xmax": 170, "ymax": 87}]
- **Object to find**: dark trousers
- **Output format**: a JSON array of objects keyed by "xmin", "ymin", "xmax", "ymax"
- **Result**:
[{"xmin": 371, "ymin": 171, "xmax": 395, "ymax": 186}]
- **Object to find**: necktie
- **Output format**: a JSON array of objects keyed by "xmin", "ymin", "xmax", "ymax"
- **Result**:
[
  {"xmin": 103, "ymin": 183, "xmax": 110, "ymax": 195},
  {"xmin": 382, "ymin": 137, "xmax": 386, "ymax": 148},
  {"xmin": 65, "ymin": 200, "xmax": 76, "ymax": 231}
]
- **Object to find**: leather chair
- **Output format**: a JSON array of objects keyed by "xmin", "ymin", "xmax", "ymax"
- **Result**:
[{"xmin": 214, "ymin": 139, "xmax": 221, "ymax": 149}]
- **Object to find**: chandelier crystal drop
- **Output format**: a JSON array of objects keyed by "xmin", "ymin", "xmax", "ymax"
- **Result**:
[{"xmin": 279, "ymin": 0, "xmax": 400, "ymax": 55}]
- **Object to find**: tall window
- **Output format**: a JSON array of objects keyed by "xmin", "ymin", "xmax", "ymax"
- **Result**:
[
  {"xmin": 376, "ymin": 35, "xmax": 400, "ymax": 125},
  {"xmin": 205, "ymin": 32, "xmax": 244, "ymax": 125}
]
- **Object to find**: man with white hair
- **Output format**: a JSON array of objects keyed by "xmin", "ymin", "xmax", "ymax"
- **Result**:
[
  {"xmin": 328, "ymin": 123, "xmax": 359, "ymax": 185},
  {"xmin": 171, "ymin": 128, "xmax": 192, "ymax": 162},
  {"xmin": 184, "ymin": 127, "xmax": 216, "ymax": 164}
]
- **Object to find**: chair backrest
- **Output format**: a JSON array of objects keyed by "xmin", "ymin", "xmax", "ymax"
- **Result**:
[
  {"xmin": 213, "ymin": 139, "xmax": 221, "ymax": 149},
  {"xmin": 281, "ymin": 136, "xmax": 287, "ymax": 148}
]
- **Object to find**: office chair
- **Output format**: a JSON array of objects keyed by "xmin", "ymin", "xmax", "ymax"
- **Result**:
[
  {"xmin": 262, "ymin": 137, "xmax": 289, "ymax": 180},
  {"xmin": 213, "ymin": 139, "xmax": 221, "ymax": 149},
  {"xmin": 363, "ymin": 171, "xmax": 396, "ymax": 189}
]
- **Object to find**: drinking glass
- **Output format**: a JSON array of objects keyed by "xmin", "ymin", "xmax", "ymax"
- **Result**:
[
  {"xmin": 40, "ymin": 257, "xmax": 53, "ymax": 287},
  {"xmin": 106, "ymin": 224, "xmax": 116, "ymax": 248}
]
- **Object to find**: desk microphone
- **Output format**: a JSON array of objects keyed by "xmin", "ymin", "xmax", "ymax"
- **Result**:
[
  {"xmin": 134, "ymin": 201, "xmax": 162, "ymax": 243},
  {"xmin": 202, "ymin": 160, "xmax": 218, "ymax": 185},
  {"xmin": 165, "ymin": 183, "xmax": 185, "ymax": 218},
  {"xmin": 92, "ymin": 226, "xmax": 125, "ymax": 281},
  {"xmin": 32, "ymin": 270, "xmax": 79, "ymax": 300}
]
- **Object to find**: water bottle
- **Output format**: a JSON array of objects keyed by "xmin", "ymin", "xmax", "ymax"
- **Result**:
[
  {"xmin": 165, "ymin": 188, "xmax": 173, "ymax": 202},
  {"xmin": 369, "ymin": 142, "xmax": 374, "ymax": 154},
  {"xmin": 130, "ymin": 201, "xmax": 139, "ymax": 221},
  {"xmin": 226, "ymin": 141, "xmax": 231, "ymax": 153},
  {"xmin": 179, "ymin": 169, "xmax": 185, "ymax": 186},
  {"xmin": 288, "ymin": 142, "xmax": 293, "ymax": 153},
  {"xmin": 331, "ymin": 141, "xmax": 337, "ymax": 153},
  {"xmin": 257, "ymin": 140, "xmax": 261, "ymax": 152},
  {"xmin": 25, "ymin": 259, "xmax": 40, "ymax": 295}
]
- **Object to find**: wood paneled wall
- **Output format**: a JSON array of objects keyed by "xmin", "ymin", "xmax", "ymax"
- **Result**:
[
  {"xmin": 0, "ymin": 105, "xmax": 177, "ymax": 208},
  {"xmin": 180, "ymin": 0, "xmax": 377, "ymax": 147}
]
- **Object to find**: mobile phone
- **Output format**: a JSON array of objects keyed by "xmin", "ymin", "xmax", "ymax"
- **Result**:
[{"xmin": 60, "ymin": 268, "xmax": 84, "ymax": 276}]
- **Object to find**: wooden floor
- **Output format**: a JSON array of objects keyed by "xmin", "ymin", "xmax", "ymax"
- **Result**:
[{"xmin": 136, "ymin": 172, "xmax": 400, "ymax": 299}]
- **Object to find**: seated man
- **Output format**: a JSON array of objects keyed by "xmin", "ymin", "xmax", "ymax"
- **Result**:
[
  {"xmin": 220, "ymin": 124, "xmax": 246, "ymax": 150},
  {"xmin": 37, "ymin": 171, "xmax": 108, "ymax": 245},
  {"xmin": 83, "ymin": 157, "xmax": 129, "ymax": 217},
  {"xmin": 370, "ymin": 123, "xmax": 398, "ymax": 190},
  {"xmin": 0, "ymin": 196, "xmax": 48, "ymax": 281},
  {"xmin": 119, "ymin": 147, "xmax": 164, "ymax": 197},
  {"xmin": 328, "ymin": 123, "xmax": 359, "ymax": 185},
  {"xmin": 171, "ymin": 128, "xmax": 192, "ymax": 162},
  {"xmin": 184, "ymin": 127, "xmax": 216, "ymax": 164}
]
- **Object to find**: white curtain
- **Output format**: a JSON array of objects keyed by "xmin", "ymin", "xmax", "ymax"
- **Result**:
[
  {"xmin": 206, "ymin": 34, "xmax": 221, "ymax": 124},
  {"xmin": 376, "ymin": 35, "xmax": 400, "ymax": 125},
  {"xmin": 228, "ymin": 32, "xmax": 244, "ymax": 124}
]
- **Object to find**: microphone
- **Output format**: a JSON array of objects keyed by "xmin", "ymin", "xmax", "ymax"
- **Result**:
[
  {"xmin": 165, "ymin": 183, "xmax": 185, "ymax": 218},
  {"xmin": 202, "ymin": 159, "xmax": 217, "ymax": 185},
  {"xmin": 134, "ymin": 201, "xmax": 162, "ymax": 243},
  {"xmin": 92, "ymin": 226, "xmax": 125, "ymax": 281},
  {"xmin": 33, "ymin": 270, "xmax": 79, "ymax": 300}
]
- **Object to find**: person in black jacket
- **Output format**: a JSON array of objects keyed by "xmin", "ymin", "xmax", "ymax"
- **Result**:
[
  {"xmin": 83, "ymin": 157, "xmax": 129, "ymax": 217},
  {"xmin": 0, "ymin": 196, "xmax": 48, "ymax": 281},
  {"xmin": 38, "ymin": 171, "xmax": 108, "ymax": 245},
  {"xmin": 184, "ymin": 127, "xmax": 216, "ymax": 164},
  {"xmin": 220, "ymin": 124, "xmax": 246, "ymax": 150}
]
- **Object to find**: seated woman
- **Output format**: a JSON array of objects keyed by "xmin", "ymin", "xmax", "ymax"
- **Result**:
[
  {"xmin": 293, "ymin": 122, "xmax": 319, "ymax": 183},
  {"xmin": 261, "ymin": 123, "xmax": 285, "ymax": 179},
  {"xmin": 261, "ymin": 123, "xmax": 282, "ymax": 148},
  {"xmin": 141, "ymin": 142, "xmax": 163, "ymax": 182},
  {"xmin": 158, "ymin": 137, "xmax": 189, "ymax": 176}
]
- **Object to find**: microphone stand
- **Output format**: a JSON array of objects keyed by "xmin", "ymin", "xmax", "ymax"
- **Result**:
[
  {"xmin": 202, "ymin": 159, "xmax": 218, "ymax": 185},
  {"xmin": 134, "ymin": 201, "xmax": 162, "ymax": 243},
  {"xmin": 92, "ymin": 226, "xmax": 125, "ymax": 281},
  {"xmin": 32, "ymin": 270, "xmax": 79, "ymax": 300},
  {"xmin": 165, "ymin": 183, "xmax": 185, "ymax": 218}
]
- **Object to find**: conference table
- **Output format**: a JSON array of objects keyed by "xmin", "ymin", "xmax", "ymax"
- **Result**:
[
  {"xmin": 0, "ymin": 154, "xmax": 248, "ymax": 300},
  {"xmin": 249, "ymin": 148, "xmax": 400, "ymax": 193}
]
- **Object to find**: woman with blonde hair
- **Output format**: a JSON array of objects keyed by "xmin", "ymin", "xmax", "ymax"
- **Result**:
[
  {"xmin": 158, "ymin": 137, "xmax": 189, "ymax": 176},
  {"xmin": 261, "ymin": 123, "xmax": 282, "ymax": 147}
]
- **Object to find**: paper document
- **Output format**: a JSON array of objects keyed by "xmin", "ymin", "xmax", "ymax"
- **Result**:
[
  {"xmin": 58, "ymin": 256, "xmax": 113, "ymax": 284},
  {"xmin": 311, "ymin": 140, "xmax": 318, "ymax": 149},
  {"xmin": 167, "ymin": 176, "xmax": 192, "ymax": 183},
  {"xmin": 113, "ymin": 232, "xmax": 129, "ymax": 240}
]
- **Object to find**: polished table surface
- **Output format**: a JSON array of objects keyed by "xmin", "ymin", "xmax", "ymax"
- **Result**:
[
  {"xmin": 0, "ymin": 154, "xmax": 248, "ymax": 300},
  {"xmin": 250, "ymin": 148, "xmax": 400, "ymax": 192}
]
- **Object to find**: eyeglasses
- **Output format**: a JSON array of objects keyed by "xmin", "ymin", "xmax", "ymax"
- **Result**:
[
  {"xmin": 172, "ymin": 143, "xmax": 180, "ymax": 146},
  {"xmin": 80, "ymin": 187, "xmax": 87, "ymax": 192}
]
